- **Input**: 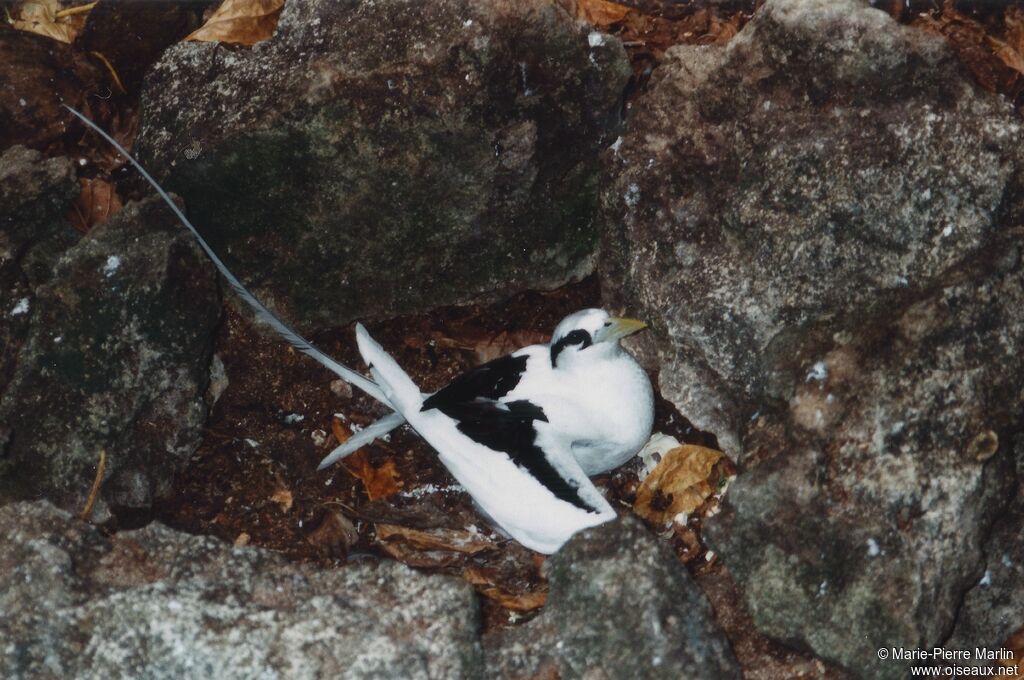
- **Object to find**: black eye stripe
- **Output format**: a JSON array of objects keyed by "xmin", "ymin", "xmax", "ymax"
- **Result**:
[{"xmin": 550, "ymin": 329, "xmax": 593, "ymax": 366}]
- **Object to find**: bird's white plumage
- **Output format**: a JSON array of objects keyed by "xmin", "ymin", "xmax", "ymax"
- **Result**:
[{"xmin": 355, "ymin": 323, "xmax": 616, "ymax": 554}]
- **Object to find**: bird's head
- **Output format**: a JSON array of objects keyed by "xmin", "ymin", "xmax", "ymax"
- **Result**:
[{"xmin": 549, "ymin": 308, "xmax": 647, "ymax": 368}]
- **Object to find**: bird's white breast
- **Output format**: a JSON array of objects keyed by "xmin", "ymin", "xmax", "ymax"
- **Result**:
[{"xmin": 506, "ymin": 347, "xmax": 654, "ymax": 475}]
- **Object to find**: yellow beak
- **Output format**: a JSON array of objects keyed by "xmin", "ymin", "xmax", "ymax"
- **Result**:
[{"xmin": 602, "ymin": 317, "xmax": 648, "ymax": 342}]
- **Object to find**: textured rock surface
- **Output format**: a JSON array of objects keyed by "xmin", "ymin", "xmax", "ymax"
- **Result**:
[
  {"xmin": 135, "ymin": 0, "xmax": 630, "ymax": 331},
  {"xmin": 601, "ymin": 0, "xmax": 1024, "ymax": 678},
  {"xmin": 0, "ymin": 501, "xmax": 484, "ymax": 680},
  {"xmin": 602, "ymin": 0, "xmax": 1024, "ymax": 455},
  {"xmin": 0, "ymin": 197, "xmax": 220, "ymax": 516},
  {"xmin": 0, "ymin": 146, "xmax": 78, "ymax": 396},
  {"xmin": 945, "ymin": 435, "xmax": 1024, "ymax": 670},
  {"xmin": 0, "ymin": 27, "xmax": 110, "ymax": 154},
  {"xmin": 485, "ymin": 516, "xmax": 740, "ymax": 679}
]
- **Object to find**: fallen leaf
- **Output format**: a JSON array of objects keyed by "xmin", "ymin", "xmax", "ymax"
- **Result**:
[
  {"xmin": 571, "ymin": 0, "xmax": 631, "ymax": 28},
  {"xmin": 234, "ymin": 531, "xmax": 251, "ymax": 546},
  {"xmin": 334, "ymin": 411, "xmax": 400, "ymax": 498},
  {"xmin": 269, "ymin": 488, "xmax": 293, "ymax": 512},
  {"xmin": 331, "ymin": 415, "xmax": 352, "ymax": 446},
  {"xmin": 345, "ymin": 450, "xmax": 402, "ymax": 500},
  {"xmin": 185, "ymin": 0, "xmax": 285, "ymax": 46},
  {"xmin": 464, "ymin": 567, "xmax": 547, "ymax": 611},
  {"xmin": 306, "ymin": 509, "xmax": 359, "ymax": 557},
  {"xmin": 913, "ymin": 7, "xmax": 1018, "ymax": 93},
  {"xmin": 634, "ymin": 444, "xmax": 723, "ymax": 525},
  {"xmin": 12, "ymin": 0, "xmax": 93, "ymax": 43},
  {"xmin": 375, "ymin": 523, "xmax": 496, "ymax": 555},
  {"xmin": 68, "ymin": 177, "xmax": 123, "ymax": 233}
]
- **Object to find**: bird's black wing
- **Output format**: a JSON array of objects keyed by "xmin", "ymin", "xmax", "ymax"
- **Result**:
[
  {"xmin": 426, "ymin": 396, "xmax": 594, "ymax": 512},
  {"xmin": 421, "ymin": 353, "xmax": 529, "ymax": 411}
]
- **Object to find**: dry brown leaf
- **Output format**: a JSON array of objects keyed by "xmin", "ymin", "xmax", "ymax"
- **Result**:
[
  {"xmin": 634, "ymin": 444, "xmax": 722, "ymax": 525},
  {"xmin": 69, "ymin": 177, "xmax": 123, "ymax": 233},
  {"xmin": 270, "ymin": 488, "xmax": 293, "ymax": 512},
  {"xmin": 333, "ymin": 416, "xmax": 400, "ymax": 499},
  {"xmin": 306, "ymin": 510, "xmax": 359, "ymax": 557},
  {"xmin": 912, "ymin": 8, "xmax": 1017, "ymax": 93},
  {"xmin": 990, "ymin": 35, "xmax": 1024, "ymax": 76},
  {"xmin": 464, "ymin": 567, "xmax": 547, "ymax": 611},
  {"xmin": 375, "ymin": 523, "xmax": 496, "ymax": 555},
  {"xmin": 12, "ymin": 0, "xmax": 92, "ymax": 43},
  {"xmin": 185, "ymin": 0, "xmax": 285, "ymax": 46},
  {"xmin": 345, "ymin": 450, "xmax": 402, "ymax": 500},
  {"xmin": 234, "ymin": 532, "xmax": 251, "ymax": 546},
  {"xmin": 331, "ymin": 415, "xmax": 352, "ymax": 446},
  {"xmin": 573, "ymin": 0, "xmax": 631, "ymax": 28}
]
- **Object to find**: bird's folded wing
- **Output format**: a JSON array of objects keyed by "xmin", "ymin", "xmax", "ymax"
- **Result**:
[{"xmin": 421, "ymin": 352, "xmax": 533, "ymax": 411}]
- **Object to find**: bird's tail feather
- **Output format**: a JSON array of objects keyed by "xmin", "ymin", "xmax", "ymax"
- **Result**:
[
  {"xmin": 317, "ymin": 411, "xmax": 405, "ymax": 470},
  {"xmin": 62, "ymin": 104, "xmax": 392, "ymax": 407},
  {"xmin": 355, "ymin": 323, "xmax": 425, "ymax": 413}
]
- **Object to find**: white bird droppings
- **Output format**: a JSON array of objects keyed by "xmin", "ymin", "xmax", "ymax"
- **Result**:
[
  {"xmin": 103, "ymin": 255, "xmax": 122, "ymax": 277},
  {"xmin": 283, "ymin": 413, "xmax": 304, "ymax": 424},
  {"xmin": 624, "ymin": 183, "xmax": 641, "ymax": 207},
  {"xmin": 805, "ymin": 361, "xmax": 828, "ymax": 383},
  {"xmin": 979, "ymin": 570, "xmax": 992, "ymax": 587},
  {"xmin": 867, "ymin": 538, "xmax": 880, "ymax": 557},
  {"xmin": 588, "ymin": 31, "xmax": 606, "ymax": 48},
  {"xmin": 10, "ymin": 298, "xmax": 29, "ymax": 316}
]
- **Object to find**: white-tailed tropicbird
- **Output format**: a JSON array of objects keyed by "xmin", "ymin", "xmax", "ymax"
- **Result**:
[
  {"xmin": 355, "ymin": 310, "xmax": 654, "ymax": 552},
  {"xmin": 66, "ymin": 106, "xmax": 655, "ymax": 553}
]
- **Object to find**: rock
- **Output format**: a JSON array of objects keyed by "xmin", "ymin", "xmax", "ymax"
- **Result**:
[
  {"xmin": 0, "ymin": 26, "xmax": 113, "ymax": 154},
  {"xmin": 485, "ymin": 516, "xmax": 740, "ymax": 679},
  {"xmin": 601, "ymin": 0, "xmax": 1024, "ymax": 677},
  {"xmin": 0, "ymin": 196, "xmax": 220, "ymax": 516},
  {"xmin": 945, "ymin": 435, "xmax": 1024, "ymax": 671},
  {"xmin": 0, "ymin": 500, "xmax": 484, "ymax": 680},
  {"xmin": 0, "ymin": 146, "xmax": 78, "ymax": 398},
  {"xmin": 134, "ymin": 0, "xmax": 630, "ymax": 331},
  {"xmin": 602, "ymin": 0, "xmax": 1024, "ymax": 455}
]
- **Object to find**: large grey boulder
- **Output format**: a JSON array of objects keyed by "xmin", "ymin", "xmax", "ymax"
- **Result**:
[
  {"xmin": 485, "ymin": 517, "xmax": 740, "ymax": 679},
  {"xmin": 0, "ymin": 146, "xmax": 78, "ymax": 395},
  {"xmin": 0, "ymin": 500, "xmax": 484, "ymax": 680},
  {"xmin": 600, "ymin": 0, "xmax": 1024, "ymax": 678},
  {"xmin": 136, "ymin": 0, "xmax": 631, "ymax": 331},
  {"xmin": 945, "ymin": 436, "xmax": 1024, "ymax": 671},
  {"xmin": 602, "ymin": 0, "xmax": 1024, "ymax": 455},
  {"xmin": 0, "ymin": 197, "xmax": 220, "ymax": 517}
]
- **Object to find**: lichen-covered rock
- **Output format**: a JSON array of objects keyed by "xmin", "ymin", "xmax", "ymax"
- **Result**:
[
  {"xmin": 945, "ymin": 436, "xmax": 1024, "ymax": 672},
  {"xmin": 706, "ymin": 258, "xmax": 1023, "ymax": 679},
  {"xmin": 600, "ymin": 0, "xmax": 1024, "ymax": 678},
  {"xmin": 0, "ymin": 197, "xmax": 220, "ymax": 517},
  {"xmin": 0, "ymin": 27, "xmax": 110, "ymax": 154},
  {"xmin": 0, "ymin": 501, "xmax": 484, "ymax": 680},
  {"xmin": 485, "ymin": 516, "xmax": 740, "ymax": 679},
  {"xmin": 0, "ymin": 146, "xmax": 78, "ymax": 396},
  {"xmin": 602, "ymin": 0, "xmax": 1024, "ymax": 455},
  {"xmin": 135, "ymin": 0, "xmax": 630, "ymax": 331}
]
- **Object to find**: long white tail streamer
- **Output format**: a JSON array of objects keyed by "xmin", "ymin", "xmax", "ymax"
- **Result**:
[{"xmin": 64, "ymin": 105, "xmax": 406, "ymax": 463}]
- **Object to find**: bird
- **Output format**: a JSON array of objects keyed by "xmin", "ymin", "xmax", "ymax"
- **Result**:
[
  {"xmin": 66, "ymin": 106, "xmax": 655, "ymax": 553},
  {"xmin": 353, "ymin": 309, "xmax": 654, "ymax": 552}
]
